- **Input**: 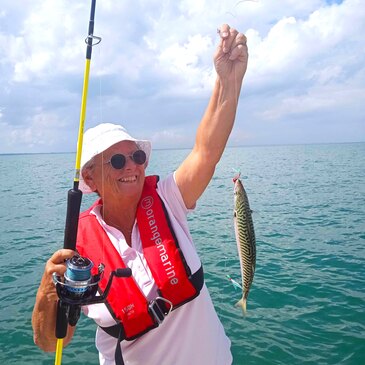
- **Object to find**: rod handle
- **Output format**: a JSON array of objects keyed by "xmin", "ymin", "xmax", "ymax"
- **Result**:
[
  {"xmin": 55, "ymin": 300, "xmax": 68, "ymax": 339},
  {"xmin": 63, "ymin": 188, "xmax": 82, "ymax": 250}
]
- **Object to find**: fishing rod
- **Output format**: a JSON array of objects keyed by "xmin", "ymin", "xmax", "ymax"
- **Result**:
[{"xmin": 53, "ymin": 1, "xmax": 130, "ymax": 364}]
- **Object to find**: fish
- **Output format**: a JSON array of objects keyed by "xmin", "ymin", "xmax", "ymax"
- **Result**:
[{"xmin": 233, "ymin": 173, "xmax": 256, "ymax": 314}]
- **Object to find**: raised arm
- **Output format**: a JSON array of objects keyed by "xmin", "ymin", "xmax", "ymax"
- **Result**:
[{"xmin": 175, "ymin": 24, "xmax": 248, "ymax": 209}]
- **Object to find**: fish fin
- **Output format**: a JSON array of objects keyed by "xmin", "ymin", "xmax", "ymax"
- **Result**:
[{"xmin": 235, "ymin": 298, "xmax": 247, "ymax": 315}]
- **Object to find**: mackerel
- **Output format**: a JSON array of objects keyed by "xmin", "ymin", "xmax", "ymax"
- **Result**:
[{"xmin": 233, "ymin": 174, "xmax": 256, "ymax": 313}]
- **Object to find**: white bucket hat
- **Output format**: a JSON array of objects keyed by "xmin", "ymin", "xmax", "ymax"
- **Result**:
[{"xmin": 79, "ymin": 123, "xmax": 152, "ymax": 194}]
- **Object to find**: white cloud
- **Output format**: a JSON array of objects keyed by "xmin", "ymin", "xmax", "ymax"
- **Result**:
[
  {"xmin": 3, "ymin": 0, "xmax": 85, "ymax": 83},
  {"xmin": 244, "ymin": 0, "xmax": 365, "ymax": 124},
  {"xmin": 5, "ymin": 110, "xmax": 62, "ymax": 149},
  {"xmin": 151, "ymin": 128, "xmax": 194, "ymax": 149},
  {"xmin": 157, "ymin": 34, "xmax": 215, "ymax": 95},
  {"xmin": 248, "ymin": 3, "xmax": 356, "ymax": 77},
  {"xmin": 0, "ymin": 0, "xmax": 364, "ymax": 153}
]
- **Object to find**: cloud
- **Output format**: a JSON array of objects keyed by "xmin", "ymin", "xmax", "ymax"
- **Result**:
[
  {"xmin": 1, "ymin": 109, "xmax": 64, "ymax": 151},
  {"xmin": 244, "ymin": 0, "xmax": 365, "ymax": 128},
  {"xmin": 157, "ymin": 34, "xmax": 215, "ymax": 96},
  {"xmin": 0, "ymin": 0, "xmax": 364, "ymax": 154},
  {"xmin": 151, "ymin": 128, "xmax": 194, "ymax": 149}
]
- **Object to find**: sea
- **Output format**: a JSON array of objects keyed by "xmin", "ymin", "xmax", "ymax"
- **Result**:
[{"xmin": 0, "ymin": 143, "xmax": 364, "ymax": 365}]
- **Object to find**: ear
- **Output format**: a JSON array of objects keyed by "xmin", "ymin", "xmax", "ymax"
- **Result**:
[{"xmin": 82, "ymin": 168, "xmax": 97, "ymax": 192}]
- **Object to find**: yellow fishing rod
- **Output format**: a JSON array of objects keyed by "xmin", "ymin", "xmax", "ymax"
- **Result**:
[
  {"xmin": 54, "ymin": 1, "xmax": 100, "ymax": 364},
  {"xmin": 52, "ymin": 3, "xmax": 131, "ymax": 363}
]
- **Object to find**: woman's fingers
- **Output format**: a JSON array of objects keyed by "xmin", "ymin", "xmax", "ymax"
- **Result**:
[
  {"xmin": 217, "ymin": 24, "xmax": 247, "ymax": 61},
  {"xmin": 45, "ymin": 249, "xmax": 75, "ymax": 276}
]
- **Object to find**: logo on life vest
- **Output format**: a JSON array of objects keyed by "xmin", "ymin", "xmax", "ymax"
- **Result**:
[
  {"xmin": 141, "ymin": 195, "xmax": 179, "ymax": 286},
  {"xmin": 141, "ymin": 196, "xmax": 153, "ymax": 210}
]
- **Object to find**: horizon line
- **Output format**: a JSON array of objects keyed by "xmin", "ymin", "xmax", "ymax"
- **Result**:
[{"xmin": 0, "ymin": 140, "xmax": 364, "ymax": 156}]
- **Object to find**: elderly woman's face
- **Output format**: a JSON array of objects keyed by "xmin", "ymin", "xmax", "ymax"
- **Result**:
[{"xmin": 87, "ymin": 140, "xmax": 146, "ymax": 199}]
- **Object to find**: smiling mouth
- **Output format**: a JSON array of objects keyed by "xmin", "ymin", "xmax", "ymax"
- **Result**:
[{"xmin": 119, "ymin": 175, "xmax": 137, "ymax": 183}]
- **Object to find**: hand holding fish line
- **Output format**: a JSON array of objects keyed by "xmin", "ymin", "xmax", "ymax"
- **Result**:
[{"xmin": 215, "ymin": 24, "xmax": 248, "ymax": 98}]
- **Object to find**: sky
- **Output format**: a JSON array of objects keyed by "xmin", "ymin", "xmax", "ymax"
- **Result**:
[{"xmin": 0, "ymin": 0, "xmax": 364, "ymax": 153}]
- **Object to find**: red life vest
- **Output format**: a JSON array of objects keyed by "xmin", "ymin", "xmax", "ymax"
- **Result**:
[{"xmin": 76, "ymin": 175, "xmax": 203, "ymax": 340}]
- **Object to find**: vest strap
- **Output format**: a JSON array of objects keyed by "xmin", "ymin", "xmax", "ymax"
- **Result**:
[
  {"xmin": 115, "ymin": 327, "xmax": 125, "ymax": 365},
  {"xmin": 100, "ymin": 265, "xmax": 204, "ymax": 339}
]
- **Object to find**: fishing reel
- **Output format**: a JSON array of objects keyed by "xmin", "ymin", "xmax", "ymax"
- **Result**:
[{"xmin": 53, "ymin": 254, "xmax": 131, "ymax": 331}]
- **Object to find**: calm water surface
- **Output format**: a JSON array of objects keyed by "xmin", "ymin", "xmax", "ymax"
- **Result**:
[{"xmin": 0, "ymin": 143, "xmax": 364, "ymax": 364}]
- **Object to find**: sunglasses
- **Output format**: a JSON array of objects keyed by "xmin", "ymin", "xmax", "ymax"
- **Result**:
[{"xmin": 105, "ymin": 150, "xmax": 147, "ymax": 169}]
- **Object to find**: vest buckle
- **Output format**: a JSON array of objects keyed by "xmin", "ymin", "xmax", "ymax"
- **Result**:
[{"xmin": 148, "ymin": 297, "xmax": 173, "ymax": 325}]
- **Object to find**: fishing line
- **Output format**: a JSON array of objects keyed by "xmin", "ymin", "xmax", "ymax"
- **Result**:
[
  {"xmin": 224, "ymin": 0, "xmax": 259, "ymax": 27},
  {"xmin": 96, "ymin": 38, "xmax": 108, "ymax": 266}
]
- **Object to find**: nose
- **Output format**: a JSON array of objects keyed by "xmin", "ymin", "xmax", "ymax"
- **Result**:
[{"xmin": 123, "ymin": 154, "xmax": 138, "ymax": 169}]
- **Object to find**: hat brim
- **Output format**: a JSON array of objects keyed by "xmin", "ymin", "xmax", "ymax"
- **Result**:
[{"xmin": 78, "ymin": 124, "xmax": 151, "ymax": 194}]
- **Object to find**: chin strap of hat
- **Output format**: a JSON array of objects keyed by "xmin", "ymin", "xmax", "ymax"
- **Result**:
[{"xmin": 54, "ymin": 1, "xmax": 100, "ymax": 364}]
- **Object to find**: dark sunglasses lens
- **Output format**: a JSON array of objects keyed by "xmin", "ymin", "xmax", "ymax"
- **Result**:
[
  {"xmin": 110, "ymin": 154, "xmax": 126, "ymax": 169},
  {"xmin": 132, "ymin": 150, "xmax": 147, "ymax": 165}
]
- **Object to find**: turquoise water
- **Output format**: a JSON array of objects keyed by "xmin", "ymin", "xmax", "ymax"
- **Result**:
[{"xmin": 0, "ymin": 143, "xmax": 364, "ymax": 364}]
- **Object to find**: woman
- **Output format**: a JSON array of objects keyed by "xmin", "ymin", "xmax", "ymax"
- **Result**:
[{"xmin": 32, "ymin": 24, "xmax": 248, "ymax": 365}]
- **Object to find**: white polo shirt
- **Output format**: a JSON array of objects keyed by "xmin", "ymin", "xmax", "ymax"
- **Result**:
[{"xmin": 83, "ymin": 173, "xmax": 232, "ymax": 365}]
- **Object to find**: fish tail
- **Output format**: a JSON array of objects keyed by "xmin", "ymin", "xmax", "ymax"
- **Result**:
[{"xmin": 235, "ymin": 297, "xmax": 247, "ymax": 315}]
